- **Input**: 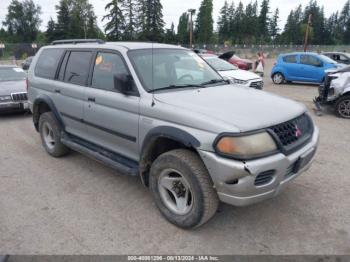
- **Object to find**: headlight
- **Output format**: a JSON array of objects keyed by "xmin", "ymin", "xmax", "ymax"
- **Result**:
[
  {"xmin": 230, "ymin": 78, "xmax": 248, "ymax": 85},
  {"xmin": 0, "ymin": 95, "xmax": 12, "ymax": 102},
  {"xmin": 215, "ymin": 132, "xmax": 278, "ymax": 160}
]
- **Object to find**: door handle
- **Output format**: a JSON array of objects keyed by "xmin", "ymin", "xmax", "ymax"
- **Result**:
[
  {"xmin": 54, "ymin": 89, "xmax": 61, "ymax": 93},
  {"xmin": 88, "ymin": 97, "xmax": 96, "ymax": 102}
]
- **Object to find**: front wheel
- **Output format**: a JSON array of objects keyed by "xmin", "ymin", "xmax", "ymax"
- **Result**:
[
  {"xmin": 335, "ymin": 95, "xmax": 350, "ymax": 119},
  {"xmin": 149, "ymin": 149, "xmax": 219, "ymax": 229},
  {"xmin": 272, "ymin": 73, "xmax": 285, "ymax": 85}
]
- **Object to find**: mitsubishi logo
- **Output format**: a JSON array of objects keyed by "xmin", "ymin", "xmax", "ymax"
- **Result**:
[{"xmin": 295, "ymin": 125, "xmax": 302, "ymax": 138}]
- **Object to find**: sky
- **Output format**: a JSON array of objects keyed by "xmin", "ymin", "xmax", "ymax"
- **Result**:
[{"xmin": 0, "ymin": 0, "xmax": 348, "ymax": 33}]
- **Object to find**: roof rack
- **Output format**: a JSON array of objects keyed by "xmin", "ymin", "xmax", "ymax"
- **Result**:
[{"xmin": 51, "ymin": 39, "xmax": 105, "ymax": 45}]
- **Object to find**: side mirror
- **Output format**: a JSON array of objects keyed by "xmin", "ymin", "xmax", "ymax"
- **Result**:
[{"xmin": 113, "ymin": 73, "xmax": 134, "ymax": 95}]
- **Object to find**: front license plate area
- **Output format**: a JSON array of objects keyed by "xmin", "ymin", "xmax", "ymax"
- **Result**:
[{"xmin": 292, "ymin": 148, "xmax": 316, "ymax": 174}]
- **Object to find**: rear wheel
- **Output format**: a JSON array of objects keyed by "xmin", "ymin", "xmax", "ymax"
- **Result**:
[
  {"xmin": 272, "ymin": 72, "xmax": 285, "ymax": 85},
  {"xmin": 335, "ymin": 95, "xmax": 350, "ymax": 119},
  {"xmin": 39, "ymin": 112, "xmax": 70, "ymax": 157},
  {"xmin": 149, "ymin": 149, "xmax": 219, "ymax": 229}
]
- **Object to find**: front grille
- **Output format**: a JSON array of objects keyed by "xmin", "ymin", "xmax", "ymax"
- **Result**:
[
  {"xmin": 270, "ymin": 114, "xmax": 313, "ymax": 153},
  {"xmin": 254, "ymin": 170, "xmax": 275, "ymax": 186},
  {"xmin": 250, "ymin": 81, "xmax": 264, "ymax": 89},
  {"xmin": 11, "ymin": 92, "xmax": 28, "ymax": 102}
]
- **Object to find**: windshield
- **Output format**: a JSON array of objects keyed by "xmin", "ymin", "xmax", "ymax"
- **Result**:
[
  {"xmin": 204, "ymin": 57, "xmax": 237, "ymax": 71},
  {"xmin": 319, "ymin": 55, "xmax": 337, "ymax": 64},
  {"xmin": 0, "ymin": 67, "xmax": 26, "ymax": 81},
  {"xmin": 128, "ymin": 49, "xmax": 225, "ymax": 92}
]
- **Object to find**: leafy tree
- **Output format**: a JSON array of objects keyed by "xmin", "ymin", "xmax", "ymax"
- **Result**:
[
  {"xmin": 103, "ymin": 0, "xmax": 125, "ymax": 40},
  {"xmin": 3, "ymin": 0, "xmax": 42, "ymax": 42},
  {"xmin": 195, "ymin": 0, "xmax": 214, "ymax": 44},
  {"xmin": 177, "ymin": 12, "xmax": 189, "ymax": 45}
]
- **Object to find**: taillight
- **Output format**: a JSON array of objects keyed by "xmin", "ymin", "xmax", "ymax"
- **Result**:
[{"xmin": 26, "ymin": 77, "xmax": 29, "ymax": 92}]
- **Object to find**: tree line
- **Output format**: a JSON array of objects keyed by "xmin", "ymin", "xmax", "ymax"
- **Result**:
[{"xmin": 0, "ymin": 0, "xmax": 350, "ymax": 46}]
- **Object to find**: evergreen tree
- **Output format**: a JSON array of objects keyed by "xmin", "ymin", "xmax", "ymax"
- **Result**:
[
  {"xmin": 340, "ymin": 0, "xmax": 350, "ymax": 43},
  {"xmin": 258, "ymin": 0, "xmax": 270, "ymax": 42},
  {"xmin": 269, "ymin": 8, "xmax": 280, "ymax": 43},
  {"xmin": 46, "ymin": 18, "xmax": 56, "ymax": 42},
  {"xmin": 123, "ymin": 0, "xmax": 136, "ymax": 40},
  {"xmin": 55, "ymin": 0, "xmax": 71, "ymax": 39},
  {"xmin": 103, "ymin": 0, "xmax": 125, "ymax": 40},
  {"xmin": 218, "ymin": 1, "xmax": 230, "ymax": 43},
  {"xmin": 244, "ymin": 1, "xmax": 259, "ymax": 44},
  {"xmin": 140, "ymin": 0, "xmax": 165, "ymax": 41},
  {"xmin": 177, "ymin": 12, "xmax": 189, "ymax": 45},
  {"xmin": 195, "ymin": 0, "xmax": 214, "ymax": 44},
  {"xmin": 164, "ymin": 23, "xmax": 177, "ymax": 44}
]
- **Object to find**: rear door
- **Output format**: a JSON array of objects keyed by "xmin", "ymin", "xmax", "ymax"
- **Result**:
[
  {"xmin": 84, "ymin": 51, "xmax": 140, "ymax": 161},
  {"xmin": 54, "ymin": 50, "xmax": 93, "ymax": 139}
]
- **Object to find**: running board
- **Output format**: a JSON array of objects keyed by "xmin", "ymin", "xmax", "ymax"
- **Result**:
[{"xmin": 61, "ymin": 134, "xmax": 139, "ymax": 176}]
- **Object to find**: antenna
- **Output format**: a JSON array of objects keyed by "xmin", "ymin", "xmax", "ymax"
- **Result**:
[{"xmin": 151, "ymin": 42, "xmax": 155, "ymax": 107}]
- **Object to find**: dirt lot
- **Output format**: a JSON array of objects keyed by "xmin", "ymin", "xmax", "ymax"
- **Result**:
[{"xmin": 0, "ymin": 60, "xmax": 350, "ymax": 255}]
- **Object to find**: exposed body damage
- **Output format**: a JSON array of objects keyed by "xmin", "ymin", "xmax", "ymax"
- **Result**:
[{"xmin": 315, "ymin": 66, "xmax": 350, "ymax": 118}]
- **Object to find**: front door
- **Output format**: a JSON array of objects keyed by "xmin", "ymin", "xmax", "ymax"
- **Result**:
[{"xmin": 84, "ymin": 51, "xmax": 140, "ymax": 161}]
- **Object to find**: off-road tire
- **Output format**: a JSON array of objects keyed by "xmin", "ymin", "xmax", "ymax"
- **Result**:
[
  {"xmin": 149, "ymin": 149, "xmax": 219, "ymax": 229},
  {"xmin": 335, "ymin": 95, "xmax": 350, "ymax": 119},
  {"xmin": 39, "ymin": 112, "xmax": 70, "ymax": 157}
]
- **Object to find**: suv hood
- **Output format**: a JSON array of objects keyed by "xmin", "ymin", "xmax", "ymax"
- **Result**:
[
  {"xmin": 218, "ymin": 69, "xmax": 261, "ymax": 81},
  {"xmin": 0, "ymin": 80, "xmax": 26, "ymax": 96},
  {"xmin": 155, "ymin": 85, "xmax": 306, "ymax": 132}
]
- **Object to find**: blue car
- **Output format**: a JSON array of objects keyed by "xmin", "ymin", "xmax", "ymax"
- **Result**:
[{"xmin": 271, "ymin": 52, "xmax": 340, "ymax": 85}]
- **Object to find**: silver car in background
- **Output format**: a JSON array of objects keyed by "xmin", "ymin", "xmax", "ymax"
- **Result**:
[{"xmin": 0, "ymin": 65, "xmax": 29, "ymax": 114}]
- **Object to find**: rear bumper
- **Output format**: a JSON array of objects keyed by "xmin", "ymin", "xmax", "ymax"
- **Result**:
[{"xmin": 199, "ymin": 127, "xmax": 320, "ymax": 206}]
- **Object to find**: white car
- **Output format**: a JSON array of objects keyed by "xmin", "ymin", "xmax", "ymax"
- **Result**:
[{"xmin": 202, "ymin": 54, "xmax": 264, "ymax": 89}]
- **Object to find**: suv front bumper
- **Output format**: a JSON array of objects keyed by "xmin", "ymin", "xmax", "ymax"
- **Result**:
[{"xmin": 199, "ymin": 127, "xmax": 319, "ymax": 206}]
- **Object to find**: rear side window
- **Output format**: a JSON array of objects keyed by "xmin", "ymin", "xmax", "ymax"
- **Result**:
[
  {"xmin": 35, "ymin": 49, "xmax": 64, "ymax": 79},
  {"xmin": 64, "ymin": 51, "xmax": 93, "ymax": 86},
  {"xmin": 92, "ymin": 52, "xmax": 128, "ymax": 92},
  {"xmin": 283, "ymin": 55, "xmax": 297, "ymax": 64}
]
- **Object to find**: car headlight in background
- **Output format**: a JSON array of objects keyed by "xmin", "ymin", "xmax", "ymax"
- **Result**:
[
  {"xmin": 0, "ymin": 95, "xmax": 12, "ymax": 102},
  {"xmin": 215, "ymin": 132, "xmax": 278, "ymax": 160}
]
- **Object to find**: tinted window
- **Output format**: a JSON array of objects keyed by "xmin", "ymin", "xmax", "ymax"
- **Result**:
[
  {"xmin": 283, "ymin": 55, "xmax": 297, "ymax": 63},
  {"xmin": 58, "ymin": 52, "xmax": 69, "ymax": 81},
  {"xmin": 64, "ymin": 51, "xmax": 92, "ymax": 86},
  {"xmin": 300, "ymin": 55, "xmax": 322, "ymax": 67},
  {"xmin": 92, "ymin": 52, "xmax": 128, "ymax": 91},
  {"xmin": 35, "ymin": 49, "xmax": 64, "ymax": 79}
]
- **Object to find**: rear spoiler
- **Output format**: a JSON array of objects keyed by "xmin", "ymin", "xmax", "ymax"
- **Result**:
[{"xmin": 219, "ymin": 51, "xmax": 235, "ymax": 60}]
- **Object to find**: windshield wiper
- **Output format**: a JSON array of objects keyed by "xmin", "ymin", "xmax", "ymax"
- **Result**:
[
  {"xmin": 149, "ymin": 84, "xmax": 202, "ymax": 93},
  {"xmin": 200, "ymin": 79, "xmax": 229, "ymax": 86}
]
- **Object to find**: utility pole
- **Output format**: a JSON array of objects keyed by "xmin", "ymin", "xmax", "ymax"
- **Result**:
[
  {"xmin": 304, "ymin": 14, "xmax": 312, "ymax": 52},
  {"xmin": 188, "ymin": 9, "xmax": 196, "ymax": 49}
]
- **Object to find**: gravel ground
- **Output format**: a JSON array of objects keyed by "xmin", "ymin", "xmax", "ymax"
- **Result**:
[{"xmin": 0, "ymin": 60, "xmax": 349, "ymax": 255}]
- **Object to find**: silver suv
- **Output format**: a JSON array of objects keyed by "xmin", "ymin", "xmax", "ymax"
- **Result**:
[{"xmin": 28, "ymin": 40, "xmax": 320, "ymax": 228}]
